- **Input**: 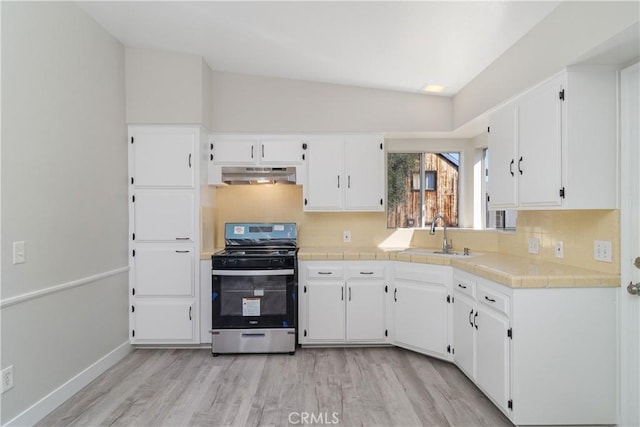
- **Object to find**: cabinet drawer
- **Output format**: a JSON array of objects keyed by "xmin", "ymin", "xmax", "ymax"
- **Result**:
[
  {"xmin": 477, "ymin": 285, "xmax": 510, "ymax": 315},
  {"xmin": 306, "ymin": 266, "xmax": 344, "ymax": 279},
  {"xmin": 453, "ymin": 276, "xmax": 475, "ymax": 298},
  {"xmin": 345, "ymin": 266, "xmax": 385, "ymax": 279}
]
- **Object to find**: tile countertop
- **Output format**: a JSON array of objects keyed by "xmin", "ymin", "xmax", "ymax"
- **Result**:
[{"xmin": 294, "ymin": 247, "xmax": 620, "ymax": 289}]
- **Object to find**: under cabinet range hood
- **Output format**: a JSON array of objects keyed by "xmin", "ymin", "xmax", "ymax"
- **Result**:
[{"xmin": 221, "ymin": 166, "xmax": 296, "ymax": 185}]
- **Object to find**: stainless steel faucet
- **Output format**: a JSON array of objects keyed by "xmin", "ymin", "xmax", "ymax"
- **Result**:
[{"xmin": 429, "ymin": 214, "xmax": 452, "ymax": 254}]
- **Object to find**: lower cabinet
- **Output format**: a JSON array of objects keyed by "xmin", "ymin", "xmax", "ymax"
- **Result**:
[
  {"xmin": 392, "ymin": 262, "xmax": 451, "ymax": 360},
  {"xmin": 452, "ymin": 271, "xmax": 511, "ymax": 413},
  {"xmin": 133, "ymin": 300, "xmax": 195, "ymax": 342},
  {"xmin": 299, "ymin": 261, "xmax": 388, "ymax": 344}
]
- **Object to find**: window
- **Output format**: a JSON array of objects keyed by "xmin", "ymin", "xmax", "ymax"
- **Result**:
[
  {"xmin": 387, "ymin": 152, "xmax": 459, "ymax": 228},
  {"xmin": 483, "ymin": 148, "xmax": 517, "ymax": 230}
]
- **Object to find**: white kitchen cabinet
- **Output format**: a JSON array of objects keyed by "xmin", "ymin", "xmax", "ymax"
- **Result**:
[
  {"xmin": 452, "ymin": 271, "xmax": 511, "ymax": 413},
  {"xmin": 133, "ymin": 191, "xmax": 195, "ymax": 242},
  {"xmin": 259, "ymin": 139, "xmax": 304, "ymax": 164},
  {"xmin": 129, "ymin": 125, "xmax": 202, "ymax": 345},
  {"xmin": 210, "ymin": 137, "xmax": 304, "ymax": 165},
  {"xmin": 303, "ymin": 135, "xmax": 385, "ymax": 212},
  {"xmin": 488, "ymin": 66, "xmax": 618, "ymax": 210},
  {"xmin": 392, "ymin": 262, "xmax": 451, "ymax": 359},
  {"xmin": 299, "ymin": 261, "xmax": 388, "ymax": 344},
  {"xmin": 211, "ymin": 138, "xmax": 257, "ymax": 164},
  {"xmin": 133, "ymin": 300, "xmax": 195, "ymax": 342},
  {"xmin": 134, "ymin": 246, "xmax": 194, "ymax": 296},
  {"xmin": 131, "ymin": 128, "xmax": 196, "ymax": 188}
]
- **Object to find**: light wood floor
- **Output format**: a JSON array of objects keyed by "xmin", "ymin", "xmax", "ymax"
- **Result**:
[{"xmin": 38, "ymin": 347, "xmax": 513, "ymax": 427}]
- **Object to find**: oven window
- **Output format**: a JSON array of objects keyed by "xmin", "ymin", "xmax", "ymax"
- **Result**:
[{"xmin": 219, "ymin": 275, "xmax": 287, "ymax": 317}]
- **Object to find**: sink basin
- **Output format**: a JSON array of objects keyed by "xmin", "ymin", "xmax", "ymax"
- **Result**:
[{"xmin": 400, "ymin": 248, "xmax": 478, "ymax": 257}]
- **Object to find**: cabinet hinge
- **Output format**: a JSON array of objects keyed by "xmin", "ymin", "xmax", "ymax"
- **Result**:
[
  {"xmin": 384, "ymin": 285, "xmax": 388, "ymax": 293},
  {"xmin": 447, "ymin": 295, "xmax": 453, "ymax": 303},
  {"xmin": 487, "ymin": 194, "xmax": 491, "ymax": 202},
  {"xmin": 130, "ymin": 136, "xmax": 134, "ymax": 144},
  {"xmin": 304, "ymin": 329, "xmax": 307, "ymax": 337},
  {"xmin": 487, "ymin": 126, "xmax": 490, "ymax": 134},
  {"xmin": 132, "ymin": 233, "xmax": 135, "ymax": 241},
  {"xmin": 507, "ymin": 328, "xmax": 513, "ymax": 339},
  {"xmin": 132, "ymin": 288, "xmax": 135, "ymax": 296},
  {"xmin": 131, "ymin": 177, "xmax": 134, "ymax": 185},
  {"xmin": 385, "ymin": 329, "xmax": 388, "ymax": 337},
  {"xmin": 447, "ymin": 345, "xmax": 451, "ymax": 353},
  {"xmin": 132, "ymin": 249, "xmax": 135, "ymax": 257},
  {"xmin": 131, "ymin": 305, "xmax": 135, "ymax": 313},
  {"xmin": 303, "ymin": 285, "xmax": 307, "ymax": 293},
  {"xmin": 559, "ymin": 89, "xmax": 565, "ymax": 101},
  {"xmin": 380, "ymin": 142, "xmax": 383, "ymax": 150},
  {"xmin": 132, "ymin": 195, "xmax": 135, "ymax": 203},
  {"xmin": 302, "ymin": 154, "xmax": 305, "ymax": 161},
  {"xmin": 304, "ymin": 198, "xmax": 308, "ymax": 206},
  {"xmin": 132, "ymin": 329, "xmax": 135, "ymax": 338},
  {"xmin": 559, "ymin": 187, "xmax": 565, "ymax": 199},
  {"xmin": 508, "ymin": 399, "xmax": 513, "ymax": 410},
  {"xmin": 302, "ymin": 142, "xmax": 308, "ymax": 150},
  {"xmin": 380, "ymin": 198, "xmax": 383, "ymax": 206}
]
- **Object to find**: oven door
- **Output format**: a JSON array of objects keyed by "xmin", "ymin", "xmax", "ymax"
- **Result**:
[{"xmin": 212, "ymin": 269, "xmax": 296, "ymax": 328}]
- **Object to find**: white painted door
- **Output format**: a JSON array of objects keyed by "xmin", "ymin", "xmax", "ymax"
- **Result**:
[
  {"xmin": 212, "ymin": 139, "xmax": 256, "ymax": 164},
  {"xmin": 518, "ymin": 75, "xmax": 563, "ymax": 207},
  {"xmin": 133, "ymin": 129, "xmax": 195, "ymax": 187},
  {"xmin": 307, "ymin": 280, "xmax": 345, "ymax": 341},
  {"xmin": 346, "ymin": 280, "xmax": 385, "ymax": 341},
  {"xmin": 344, "ymin": 136, "xmax": 385, "ymax": 211},
  {"xmin": 453, "ymin": 293, "xmax": 475, "ymax": 379},
  {"xmin": 133, "ymin": 191, "xmax": 194, "ymax": 242},
  {"xmin": 475, "ymin": 306, "xmax": 510, "ymax": 412},
  {"xmin": 620, "ymin": 62, "xmax": 640, "ymax": 427},
  {"xmin": 393, "ymin": 281, "xmax": 448, "ymax": 356},
  {"xmin": 134, "ymin": 300, "xmax": 195, "ymax": 342},
  {"xmin": 304, "ymin": 137, "xmax": 344, "ymax": 210},
  {"xmin": 487, "ymin": 101, "xmax": 518, "ymax": 209},
  {"xmin": 134, "ymin": 247, "xmax": 194, "ymax": 296},
  {"xmin": 259, "ymin": 139, "xmax": 303, "ymax": 164}
]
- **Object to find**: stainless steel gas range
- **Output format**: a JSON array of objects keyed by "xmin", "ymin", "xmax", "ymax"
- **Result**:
[{"xmin": 210, "ymin": 223, "xmax": 297, "ymax": 355}]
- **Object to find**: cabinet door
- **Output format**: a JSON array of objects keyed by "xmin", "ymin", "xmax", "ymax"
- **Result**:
[
  {"xmin": 453, "ymin": 293, "xmax": 475, "ymax": 379},
  {"xmin": 518, "ymin": 76, "xmax": 563, "ymax": 207},
  {"xmin": 346, "ymin": 280, "xmax": 385, "ymax": 341},
  {"xmin": 134, "ymin": 247, "xmax": 194, "ymax": 296},
  {"xmin": 307, "ymin": 280, "xmax": 345, "ymax": 341},
  {"xmin": 488, "ymin": 102, "xmax": 518, "ymax": 209},
  {"xmin": 212, "ymin": 139, "xmax": 256, "ymax": 164},
  {"xmin": 304, "ymin": 138, "xmax": 344, "ymax": 210},
  {"xmin": 476, "ymin": 307, "xmax": 510, "ymax": 411},
  {"xmin": 344, "ymin": 136, "xmax": 385, "ymax": 211},
  {"xmin": 134, "ymin": 191, "xmax": 194, "ymax": 241},
  {"xmin": 133, "ymin": 300, "xmax": 195, "ymax": 342},
  {"xmin": 393, "ymin": 280, "xmax": 448, "ymax": 357},
  {"xmin": 133, "ymin": 129, "xmax": 195, "ymax": 187},
  {"xmin": 259, "ymin": 139, "xmax": 303, "ymax": 164}
]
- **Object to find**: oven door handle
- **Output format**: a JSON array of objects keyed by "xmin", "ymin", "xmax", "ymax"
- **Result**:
[{"xmin": 211, "ymin": 269, "xmax": 295, "ymax": 276}]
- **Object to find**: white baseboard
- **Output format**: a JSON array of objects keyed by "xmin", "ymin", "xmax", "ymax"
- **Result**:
[{"xmin": 5, "ymin": 340, "xmax": 132, "ymax": 427}]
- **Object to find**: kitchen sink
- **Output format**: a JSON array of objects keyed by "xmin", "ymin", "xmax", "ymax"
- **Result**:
[{"xmin": 400, "ymin": 248, "xmax": 479, "ymax": 257}]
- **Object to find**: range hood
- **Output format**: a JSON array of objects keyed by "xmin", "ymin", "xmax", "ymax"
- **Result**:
[{"xmin": 221, "ymin": 166, "xmax": 297, "ymax": 185}]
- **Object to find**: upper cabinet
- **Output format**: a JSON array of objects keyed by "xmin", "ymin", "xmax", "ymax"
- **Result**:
[
  {"xmin": 208, "ymin": 136, "xmax": 305, "ymax": 185},
  {"xmin": 131, "ymin": 128, "xmax": 196, "ymax": 188},
  {"xmin": 488, "ymin": 66, "xmax": 618, "ymax": 210},
  {"xmin": 303, "ymin": 135, "xmax": 385, "ymax": 212}
]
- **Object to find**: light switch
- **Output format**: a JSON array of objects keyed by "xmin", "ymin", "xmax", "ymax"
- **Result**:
[
  {"xmin": 527, "ymin": 237, "xmax": 540, "ymax": 255},
  {"xmin": 12, "ymin": 241, "xmax": 25, "ymax": 264}
]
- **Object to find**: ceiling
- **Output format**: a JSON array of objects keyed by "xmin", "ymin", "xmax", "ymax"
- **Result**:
[{"xmin": 78, "ymin": 1, "xmax": 560, "ymax": 96}]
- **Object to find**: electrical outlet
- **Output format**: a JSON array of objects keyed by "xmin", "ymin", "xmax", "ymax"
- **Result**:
[
  {"xmin": 594, "ymin": 240, "xmax": 612, "ymax": 262},
  {"xmin": 527, "ymin": 237, "xmax": 540, "ymax": 255},
  {"xmin": 343, "ymin": 231, "xmax": 351, "ymax": 243},
  {"xmin": 554, "ymin": 241, "xmax": 564, "ymax": 258},
  {"xmin": 1, "ymin": 366, "xmax": 14, "ymax": 393},
  {"xmin": 13, "ymin": 241, "xmax": 25, "ymax": 264}
]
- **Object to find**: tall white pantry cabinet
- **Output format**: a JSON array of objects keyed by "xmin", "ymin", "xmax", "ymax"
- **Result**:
[{"xmin": 128, "ymin": 126, "xmax": 206, "ymax": 344}]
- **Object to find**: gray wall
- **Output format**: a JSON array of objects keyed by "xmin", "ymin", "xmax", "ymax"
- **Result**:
[
  {"xmin": 1, "ymin": 2, "xmax": 128, "ymax": 423},
  {"xmin": 210, "ymin": 70, "xmax": 452, "ymax": 133},
  {"xmin": 453, "ymin": 1, "xmax": 640, "ymax": 128}
]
